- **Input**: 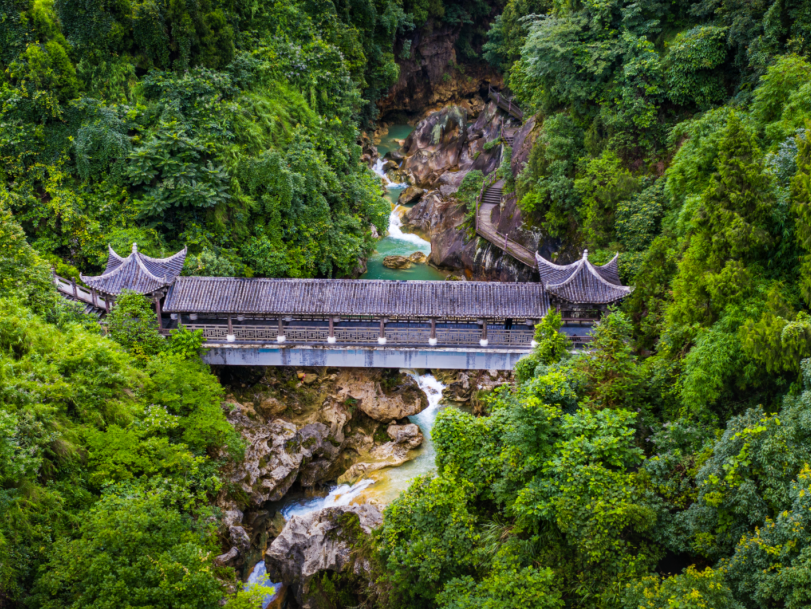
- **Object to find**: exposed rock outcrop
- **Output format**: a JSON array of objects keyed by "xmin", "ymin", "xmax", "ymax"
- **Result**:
[
  {"xmin": 338, "ymin": 423, "xmax": 424, "ymax": 483},
  {"xmin": 377, "ymin": 21, "xmax": 502, "ymax": 118},
  {"xmin": 219, "ymin": 368, "xmax": 429, "ymax": 506},
  {"xmin": 265, "ymin": 504, "xmax": 383, "ymax": 609}
]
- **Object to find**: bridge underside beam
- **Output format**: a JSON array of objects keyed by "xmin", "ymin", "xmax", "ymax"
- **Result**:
[{"xmin": 203, "ymin": 344, "xmax": 530, "ymax": 370}]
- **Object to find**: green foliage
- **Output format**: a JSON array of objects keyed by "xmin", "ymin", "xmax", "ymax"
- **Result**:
[
  {"xmin": 574, "ymin": 151, "xmax": 639, "ymax": 247},
  {"xmin": 167, "ymin": 324, "xmax": 207, "ymax": 359},
  {"xmin": 664, "ymin": 26, "xmax": 729, "ymax": 110},
  {"xmin": 106, "ymin": 290, "xmax": 165, "ymax": 360},
  {"xmin": 625, "ymin": 566, "xmax": 742, "ymax": 609},
  {"xmin": 668, "ymin": 113, "xmax": 774, "ymax": 331},
  {"xmin": 31, "ymin": 483, "xmax": 223, "ymax": 609}
]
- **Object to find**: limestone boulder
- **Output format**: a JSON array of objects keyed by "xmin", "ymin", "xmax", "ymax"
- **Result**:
[
  {"xmin": 387, "ymin": 423, "xmax": 423, "ymax": 449},
  {"xmin": 398, "ymin": 185, "xmax": 424, "ymax": 205},
  {"xmin": 408, "ymin": 251, "xmax": 427, "ymax": 264},
  {"xmin": 336, "ymin": 371, "xmax": 427, "ymax": 422},
  {"xmin": 224, "ymin": 402, "xmax": 348, "ymax": 505},
  {"xmin": 382, "ymin": 255, "xmax": 412, "ymax": 269},
  {"xmin": 265, "ymin": 504, "xmax": 382, "ymax": 609}
]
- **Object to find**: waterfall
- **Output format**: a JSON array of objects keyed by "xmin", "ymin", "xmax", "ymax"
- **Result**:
[
  {"xmin": 280, "ymin": 478, "xmax": 376, "ymax": 520},
  {"xmin": 245, "ymin": 560, "xmax": 281, "ymax": 609},
  {"xmin": 387, "ymin": 205, "xmax": 431, "ymax": 249},
  {"xmin": 372, "ymin": 157, "xmax": 407, "ymax": 188}
]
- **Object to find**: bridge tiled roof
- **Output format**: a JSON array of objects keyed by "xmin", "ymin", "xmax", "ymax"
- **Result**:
[
  {"xmin": 163, "ymin": 277, "xmax": 550, "ymax": 320},
  {"xmin": 535, "ymin": 251, "xmax": 631, "ymax": 304},
  {"xmin": 81, "ymin": 244, "xmax": 187, "ymax": 296}
]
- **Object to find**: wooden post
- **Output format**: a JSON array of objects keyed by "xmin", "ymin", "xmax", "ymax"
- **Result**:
[
  {"xmin": 429, "ymin": 318, "xmax": 437, "ymax": 346},
  {"xmin": 480, "ymin": 320, "xmax": 488, "ymax": 347},
  {"xmin": 105, "ymin": 295, "xmax": 111, "ymax": 313},
  {"xmin": 91, "ymin": 288, "xmax": 98, "ymax": 308},
  {"xmin": 227, "ymin": 315, "xmax": 235, "ymax": 342},
  {"xmin": 504, "ymin": 232, "xmax": 509, "ymax": 252},
  {"xmin": 277, "ymin": 317, "xmax": 285, "ymax": 343},
  {"xmin": 378, "ymin": 319, "xmax": 386, "ymax": 345},
  {"xmin": 154, "ymin": 297, "xmax": 163, "ymax": 330},
  {"xmin": 328, "ymin": 317, "xmax": 336, "ymax": 343},
  {"xmin": 70, "ymin": 278, "xmax": 78, "ymax": 299}
]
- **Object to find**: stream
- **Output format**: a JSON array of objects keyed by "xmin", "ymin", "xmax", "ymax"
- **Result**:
[
  {"xmin": 362, "ymin": 125, "xmax": 447, "ymax": 281},
  {"xmin": 249, "ymin": 372, "xmax": 450, "ymax": 600}
]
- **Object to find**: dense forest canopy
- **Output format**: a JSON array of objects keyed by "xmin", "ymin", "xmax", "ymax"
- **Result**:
[{"xmin": 3, "ymin": 0, "xmax": 811, "ymax": 607}]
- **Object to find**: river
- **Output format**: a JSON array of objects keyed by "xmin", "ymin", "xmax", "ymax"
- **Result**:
[
  {"xmin": 247, "ymin": 128, "xmax": 456, "ymax": 593},
  {"xmin": 362, "ymin": 125, "xmax": 447, "ymax": 281}
]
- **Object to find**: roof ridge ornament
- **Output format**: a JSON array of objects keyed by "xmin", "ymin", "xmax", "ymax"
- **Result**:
[
  {"xmin": 132, "ymin": 242, "xmax": 138, "ymax": 254},
  {"xmin": 583, "ymin": 249, "xmax": 588, "ymax": 260}
]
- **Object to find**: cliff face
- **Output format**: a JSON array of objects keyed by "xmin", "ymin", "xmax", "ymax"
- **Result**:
[{"xmin": 377, "ymin": 21, "xmax": 502, "ymax": 118}]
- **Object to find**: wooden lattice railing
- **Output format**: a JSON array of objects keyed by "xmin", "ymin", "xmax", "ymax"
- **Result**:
[{"xmin": 183, "ymin": 324, "xmax": 537, "ymax": 348}]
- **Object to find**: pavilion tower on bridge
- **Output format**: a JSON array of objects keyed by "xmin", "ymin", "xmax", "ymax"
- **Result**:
[
  {"xmin": 77, "ymin": 243, "xmax": 187, "ymax": 318},
  {"xmin": 535, "ymin": 249, "xmax": 633, "ymax": 321}
]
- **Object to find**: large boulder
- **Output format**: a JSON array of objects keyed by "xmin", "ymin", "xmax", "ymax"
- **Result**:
[
  {"xmin": 338, "ymin": 423, "xmax": 424, "ymax": 483},
  {"xmin": 265, "ymin": 504, "xmax": 383, "ymax": 609},
  {"xmin": 336, "ymin": 370, "xmax": 428, "ymax": 422},
  {"xmin": 382, "ymin": 255, "xmax": 412, "ymax": 269}
]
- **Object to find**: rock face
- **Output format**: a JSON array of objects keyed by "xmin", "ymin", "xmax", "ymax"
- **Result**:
[
  {"xmin": 220, "ymin": 368, "xmax": 429, "ymax": 505},
  {"xmin": 394, "ymin": 106, "xmax": 559, "ymax": 282},
  {"xmin": 405, "ymin": 191, "xmax": 539, "ymax": 282},
  {"xmin": 399, "ymin": 102, "xmax": 506, "ymax": 190},
  {"xmin": 377, "ymin": 20, "xmax": 502, "ymax": 117},
  {"xmin": 265, "ymin": 504, "xmax": 383, "ymax": 609}
]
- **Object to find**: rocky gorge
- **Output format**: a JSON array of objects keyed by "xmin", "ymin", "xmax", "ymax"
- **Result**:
[
  {"xmin": 213, "ymin": 366, "xmax": 513, "ymax": 606},
  {"xmin": 372, "ymin": 99, "xmax": 555, "ymax": 282}
]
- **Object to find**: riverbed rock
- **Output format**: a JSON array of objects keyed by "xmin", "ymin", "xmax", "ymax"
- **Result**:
[
  {"xmin": 265, "ymin": 504, "xmax": 383, "ymax": 609},
  {"xmin": 224, "ymin": 403, "xmax": 348, "ymax": 505},
  {"xmin": 398, "ymin": 185, "xmax": 424, "ymax": 205},
  {"xmin": 383, "ymin": 159, "xmax": 398, "ymax": 171},
  {"xmin": 387, "ymin": 423, "xmax": 423, "ymax": 448},
  {"xmin": 338, "ymin": 422, "xmax": 424, "ymax": 482},
  {"xmin": 382, "ymin": 255, "xmax": 412, "ymax": 269},
  {"xmin": 385, "ymin": 149, "xmax": 404, "ymax": 163},
  {"xmin": 408, "ymin": 251, "xmax": 427, "ymax": 264},
  {"xmin": 336, "ymin": 370, "xmax": 428, "ymax": 422}
]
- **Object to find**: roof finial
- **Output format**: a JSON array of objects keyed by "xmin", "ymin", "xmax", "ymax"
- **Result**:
[
  {"xmin": 583, "ymin": 249, "xmax": 588, "ymax": 260},
  {"xmin": 132, "ymin": 242, "xmax": 138, "ymax": 254}
]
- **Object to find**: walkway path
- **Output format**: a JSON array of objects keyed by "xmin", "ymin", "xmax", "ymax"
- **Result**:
[{"xmin": 475, "ymin": 179, "xmax": 537, "ymax": 268}]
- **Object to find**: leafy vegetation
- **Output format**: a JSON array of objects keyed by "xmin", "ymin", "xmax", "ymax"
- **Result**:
[{"xmin": 4, "ymin": 0, "xmax": 811, "ymax": 607}]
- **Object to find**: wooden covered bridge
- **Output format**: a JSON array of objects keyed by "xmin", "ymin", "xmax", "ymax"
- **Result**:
[{"xmin": 60, "ymin": 244, "xmax": 632, "ymax": 369}]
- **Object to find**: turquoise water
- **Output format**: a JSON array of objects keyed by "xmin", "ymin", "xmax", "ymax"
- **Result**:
[{"xmin": 363, "ymin": 124, "xmax": 447, "ymax": 281}]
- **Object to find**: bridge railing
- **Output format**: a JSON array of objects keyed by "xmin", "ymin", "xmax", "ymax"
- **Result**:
[
  {"xmin": 54, "ymin": 273, "xmax": 109, "ymax": 312},
  {"xmin": 183, "ymin": 324, "xmax": 538, "ymax": 348}
]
